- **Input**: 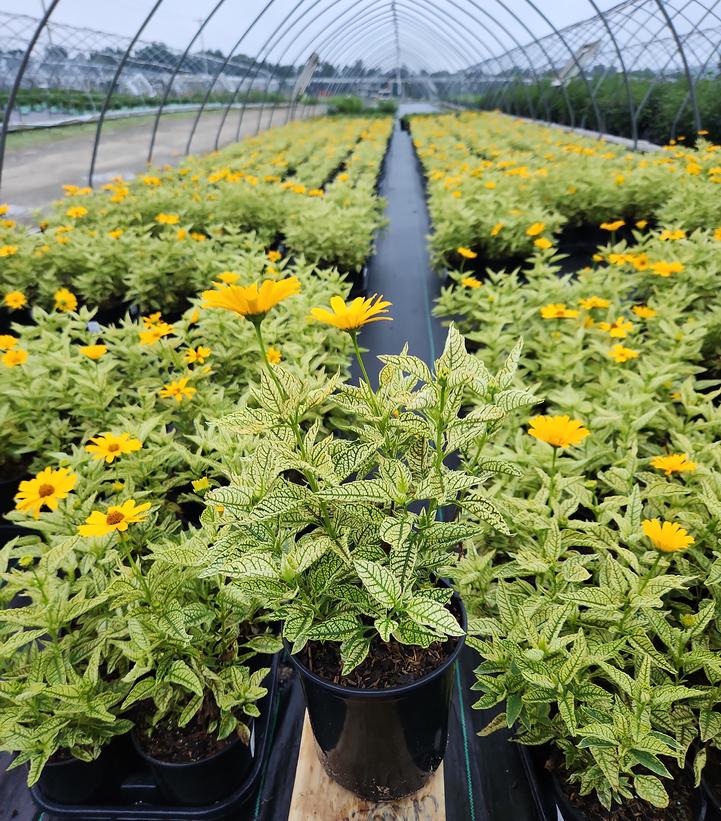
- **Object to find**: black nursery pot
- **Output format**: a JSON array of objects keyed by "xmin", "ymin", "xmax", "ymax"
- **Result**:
[
  {"xmin": 285, "ymin": 593, "xmax": 467, "ymax": 802},
  {"xmin": 37, "ymin": 751, "xmax": 111, "ymax": 804},
  {"xmin": 131, "ymin": 730, "xmax": 254, "ymax": 807}
]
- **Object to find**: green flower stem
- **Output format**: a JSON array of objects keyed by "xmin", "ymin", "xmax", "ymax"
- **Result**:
[
  {"xmin": 252, "ymin": 318, "xmax": 285, "ymax": 397},
  {"xmin": 547, "ymin": 446, "xmax": 559, "ymax": 511},
  {"xmin": 350, "ymin": 330, "xmax": 380, "ymax": 416}
]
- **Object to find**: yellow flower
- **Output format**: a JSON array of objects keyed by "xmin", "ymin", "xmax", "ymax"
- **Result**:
[
  {"xmin": 190, "ymin": 232, "xmax": 206, "ymax": 242},
  {"xmin": 2, "ymin": 349, "xmax": 28, "ymax": 367},
  {"xmin": 484, "ymin": 181, "xmax": 496, "ymax": 190},
  {"xmin": 490, "ymin": 222, "xmax": 503, "ymax": 237},
  {"xmin": 0, "ymin": 245, "xmax": 18, "ymax": 257},
  {"xmin": 635, "ymin": 220, "xmax": 648, "ymax": 229},
  {"xmin": 202, "ymin": 277, "xmax": 301, "ymax": 320},
  {"xmin": 188, "ymin": 307, "xmax": 200, "ymax": 325},
  {"xmin": 534, "ymin": 237, "xmax": 552, "ymax": 250},
  {"xmin": 139, "ymin": 322, "xmax": 174, "ymax": 346},
  {"xmin": 192, "ymin": 477, "xmax": 210, "ymax": 492},
  {"xmin": 308, "ymin": 188, "xmax": 324, "ymax": 198},
  {"xmin": 15, "ymin": 467, "xmax": 77, "ymax": 519},
  {"xmin": 526, "ymin": 222, "xmax": 545, "ymax": 237},
  {"xmin": 528, "ymin": 415, "xmax": 590, "ymax": 449},
  {"xmin": 3, "ymin": 290, "xmax": 26, "ymax": 310},
  {"xmin": 267, "ymin": 250, "xmax": 282, "ymax": 263},
  {"xmin": 142, "ymin": 312, "xmax": 162, "ymax": 327},
  {"xmin": 631, "ymin": 305, "xmax": 656, "ymax": 319},
  {"xmin": 176, "ymin": 228, "xmax": 188, "ymax": 241},
  {"xmin": 0, "ymin": 204, "xmax": 7, "ymax": 215},
  {"xmin": 659, "ymin": 229, "xmax": 686, "ymax": 241},
  {"xmin": 451, "ymin": 191, "xmax": 462, "ymax": 198},
  {"xmin": 216, "ymin": 271, "xmax": 240, "ymax": 285},
  {"xmin": 598, "ymin": 317, "xmax": 633, "ymax": 338},
  {"xmin": 142, "ymin": 175, "xmax": 161, "ymax": 186},
  {"xmin": 600, "ymin": 220, "xmax": 625, "ymax": 231},
  {"xmin": 78, "ymin": 499, "xmax": 151, "ymax": 538},
  {"xmin": 54, "ymin": 288, "xmax": 78, "ymax": 312},
  {"xmin": 651, "ymin": 261, "xmax": 684, "ymax": 277},
  {"xmin": 457, "ymin": 247, "xmax": 477, "ymax": 259},
  {"xmin": 184, "ymin": 345, "xmax": 211, "ymax": 364},
  {"xmin": 159, "ymin": 377, "xmax": 196, "ymax": 402},
  {"xmin": 310, "ymin": 294, "xmax": 392, "ymax": 331},
  {"xmin": 155, "ymin": 213, "xmax": 180, "ymax": 225},
  {"xmin": 461, "ymin": 276, "xmax": 482, "ymax": 289},
  {"xmin": 650, "ymin": 453, "xmax": 697, "ymax": 477},
  {"xmin": 615, "ymin": 174, "xmax": 625, "ymax": 185},
  {"xmin": 0, "ymin": 334, "xmax": 17, "ymax": 350},
  {"xmin": 85, "ymin": 432, "xmax": 142, "ymax": 464},
  {"xmin": 79, "ymin": 344, "xmax": 107, "ymax": 360},
  {"xmin": 66, "ymin": 206, "xmax": 88, "ymax": 219},
  {"xmin": 579, "ymin": 296, "xmax": 610, "ymax": 310},
  {"xmin": 607, "ymin": 343, "xmax": 639, "ymax": 363},
  {"xmin": 266, "ymin": 346, "xmax": 282, "ymax": 365},
  {"xmin": 714, "ymin": 227, "xmax": 721, "ymax": 241},
  {"xmin": 540, "ymin": 303, "xmax": 578, "ymax": 319},
  {"xmin": 108, "ymin": 229, "xmax": 123, "ymax": 239},
  {"xmin": 642, "ymin": 519, "xmax": 694, "ymax": 553}
]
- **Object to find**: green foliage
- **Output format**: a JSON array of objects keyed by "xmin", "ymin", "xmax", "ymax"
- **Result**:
[{"xmin": 172, "ymin": 326, "xmax": 528, "ymax": 675}]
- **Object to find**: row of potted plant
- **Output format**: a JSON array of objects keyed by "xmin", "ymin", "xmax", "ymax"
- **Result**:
[
  {"xmin": 0, "ymin": 114, "xmax": 392, "ymax": 311},
  {"xmin": 410, "ymin": 110, "xmax": 721, "ymax": 270},
  {"xmin": 417, "ymin": 110, "xmax": 721, "ymax": 817}
]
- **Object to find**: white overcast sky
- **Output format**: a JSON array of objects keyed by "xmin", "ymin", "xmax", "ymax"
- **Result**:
[{"xmin": 0, "ymin": 0, "xmax": 659, "ymax": 72}]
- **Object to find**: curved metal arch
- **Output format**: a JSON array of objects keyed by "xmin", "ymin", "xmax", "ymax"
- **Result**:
[
  {"xmin": 517, "ymin": 0, "xmax": 603, "ymax": 134},
  {"xmin": 664, "ymin": 1, "xmax": 721, "ymax": 137},
  {"xmin": 87, "ymin": 0, "xmax": 164, "ymax": 186},
  {"xmin": 231, "ymin": 0, "xmax": 503, "ymax": 142},
  {"xmin": 228, "ymin": 0, "xmax": 501, "ymax": 145},
  {"xmin": 295, "ymin": 0, "xmax": 495, "ymax": 90},
  {"xmin": 584, "ymin": 0, "xmax": 637, "ymax": 146},
  {"xmin": 653, "ymin": 0, "xmax": 701, "ymax": 133},
  {"xmin": 318, "ymin": 14, "xmax": 473, "ymax": 98},
  {"xmin": 215, "ymin": 0, "xmax": 348, "ymax": 148},
  {"xmin": 0, "ymin": 0, "xmax": 62, "ymax": 192},
  {"xmin": 255, "ymin": 0, "xmax": 537, "ymax": 138},
  {"xmin": 184, "ymin": 0, "xmax": 293, "ymax": 156},
  {"xmin": 482, "ymin": 0, "xmax": 577, "ymax": 127},
  {"xmin": 147, "ymin": 0, "xmax": 229, "ymax": 164}
]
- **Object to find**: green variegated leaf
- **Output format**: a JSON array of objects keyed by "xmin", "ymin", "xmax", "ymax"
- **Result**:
[
  {"xmin": 461, "ymin": 496, "xmax": 511, "ymax": 535},
  {"xmin": 374, "ymin": 616, "xmax": 398, "ymax": 642},
  {"xmin": 340, "ymin": 634, "xmax": 371, "ymax": 675},
  {"xmin": 307, "ymin": 614, "xmax": 360, "ymax": 641},
  {"xmin": 165, "ymin": 661, "xmax": 203, "ymax": 696},
  {"xmin": 406, "ymin": 597, "xmax": 464, "ymax": 636},
  {"xmin": 494, "ymin": 338, "xmax": 524, "ymax": 388},
  {"xmin": 354, "ymin": 559, "xmax": 401, "ymax": 607},
  {"xmin": 633, "ymin": 775, "xmax": 668, "ymax": 808}
]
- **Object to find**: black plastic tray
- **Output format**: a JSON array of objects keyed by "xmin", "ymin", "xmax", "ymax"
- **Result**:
[{"xmin": 31, "ymin": 653, "xmax": 280, "ymax": 821}]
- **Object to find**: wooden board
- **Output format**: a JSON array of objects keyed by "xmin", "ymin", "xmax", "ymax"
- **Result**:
[{"xmin": 289, "ymin": 712, "xmax": 445, "ymax": 821}]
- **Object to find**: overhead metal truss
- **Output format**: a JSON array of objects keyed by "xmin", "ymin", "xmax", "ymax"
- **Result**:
[{"xmin": 1, "ymin": 0, "xmax": 719, "ymax": 191}]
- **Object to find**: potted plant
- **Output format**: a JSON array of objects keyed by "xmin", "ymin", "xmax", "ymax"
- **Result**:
[
  {"xmin": 457, "ymin": 495, "xmax": 713, "ymax": 820},
  {"xmin": 113, "ymin": 539, "xmax": 278, "ymax": 806},
  {"xmin": 188, "ymin": 279, "xmax": 529, "ymax": 800}
]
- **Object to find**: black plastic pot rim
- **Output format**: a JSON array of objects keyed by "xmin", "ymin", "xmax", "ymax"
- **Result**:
[
  {"xmin": 283, "ymin": 591, "xmax": 467, "ymax": 698},
  {"xmin": 131, "ymin": 728, "xmax": 244, "ymax": 770}
]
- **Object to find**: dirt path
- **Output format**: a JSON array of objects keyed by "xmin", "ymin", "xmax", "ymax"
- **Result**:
[{"xmin": 2, "ymin": 105, "xmax": 322, "ymax": 214}]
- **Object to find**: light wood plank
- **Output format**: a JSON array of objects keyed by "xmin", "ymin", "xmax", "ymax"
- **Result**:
[{"xmin": 289, "ymin": 712, "xmax": 445, "ymax": 821}]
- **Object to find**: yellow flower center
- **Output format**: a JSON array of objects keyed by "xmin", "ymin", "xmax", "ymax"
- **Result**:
[
  {"xmin": 107, "ymin": 443, "xmax": 120, "ymax": 452},
  {"xmin": 38, "ymin": 483, "xmax": 55, "ymax": 498},
  {"xmin": 106, "ymin": 510, "xmax": 125, "ymax": 525}
]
